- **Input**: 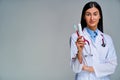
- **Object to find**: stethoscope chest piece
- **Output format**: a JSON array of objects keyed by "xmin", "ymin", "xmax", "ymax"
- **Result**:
[
  {"xmin": 101, "ymin": 34, "xmax": 106, "ymax": 47},
  {"xmin": 101, "ymin": 43, "xmax": 106, "ymax": 47}
]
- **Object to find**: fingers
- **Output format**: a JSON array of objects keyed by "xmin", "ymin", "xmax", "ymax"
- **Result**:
[
  {"xmin": 77, "ymin": 36, "xmax": 82, "ymax": 42},
  {"xmin": 76, "ymin": 36, "xmax": 85, "ymax": 46},
  {"xmin": 76, "ymin": 37, "xmax": 85, "ymax": 53}
]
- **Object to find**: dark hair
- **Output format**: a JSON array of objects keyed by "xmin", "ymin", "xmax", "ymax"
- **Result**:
[{"xmin": 81, "ymin": 1, "xmax": 103, "ymax": 32}]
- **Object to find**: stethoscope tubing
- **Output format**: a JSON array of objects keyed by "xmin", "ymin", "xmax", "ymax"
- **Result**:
[{"xmin": 75, "ymin": 31, "xmax": 106, "ymax": 65}]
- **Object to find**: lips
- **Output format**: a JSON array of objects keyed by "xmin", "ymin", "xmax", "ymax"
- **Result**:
[{"xmin": 89, "ymin": 21, "xmax": 95, "ymax": 24}]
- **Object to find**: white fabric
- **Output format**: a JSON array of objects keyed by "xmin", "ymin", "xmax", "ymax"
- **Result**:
[{"xmin": 70, "ymin": 28, "xmax": 117, "ymax": 80}]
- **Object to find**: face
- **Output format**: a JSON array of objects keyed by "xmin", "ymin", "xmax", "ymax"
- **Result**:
[{"xmin": 84, "ymin": 7, "xmax": 101, "ymax": 31}]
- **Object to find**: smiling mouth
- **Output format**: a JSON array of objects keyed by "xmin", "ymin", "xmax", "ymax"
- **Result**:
[{"xmin": 89, "ymin": 21, "xmax": 95, "ymax": 24}]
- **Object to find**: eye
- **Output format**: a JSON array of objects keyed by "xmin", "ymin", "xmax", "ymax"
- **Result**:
[
  {"xmin": 94, "ymin": 12, "xmax": 98, "ymax": 16},
  {"xmin": 85, "ymin": 13, "xmax": 91, "ymax": 16}
]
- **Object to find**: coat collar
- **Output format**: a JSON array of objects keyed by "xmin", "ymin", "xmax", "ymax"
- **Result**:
[{"xmin": 83, "ymin": 28, "xmax": 103, "ymax": 44}]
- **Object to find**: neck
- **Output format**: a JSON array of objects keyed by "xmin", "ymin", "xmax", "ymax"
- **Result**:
[{"xmin": 87, "ymin": 27, "xmax": 97, "ymax": 31}]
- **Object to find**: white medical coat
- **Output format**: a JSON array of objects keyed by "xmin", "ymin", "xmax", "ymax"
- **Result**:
[{"xmin": 70, "ymin": 28, "xmax": 117, "ymax": 80}]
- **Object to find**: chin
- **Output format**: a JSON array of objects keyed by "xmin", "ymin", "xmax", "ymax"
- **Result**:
[
  {"xmin": 89, "ymin": 25, "xmax": 96, "ymax": 27},
  {"xmin": 88, "ymin": 25, "xmax": 97, "ymax": 30}
]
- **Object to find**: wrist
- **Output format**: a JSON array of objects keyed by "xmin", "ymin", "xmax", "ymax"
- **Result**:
[
  {"xmin": 82, "ymin": 65, "xmax": 88, "ymax": 70},
  {"xmin": 77, "ymin": 51, "xmax": 83, "ymax": 64},
  {"xmin": 77, "ymin": 50, "xmax": 82, "ymax": 55}
]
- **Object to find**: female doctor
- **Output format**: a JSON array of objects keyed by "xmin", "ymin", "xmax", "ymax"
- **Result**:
[{"xmin": 70, "ymin": 1, "xmax": 117, "ymax": 80}]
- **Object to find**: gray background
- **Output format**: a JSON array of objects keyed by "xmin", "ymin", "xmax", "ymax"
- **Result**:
[{"xmin": 0, "ymin": 0, "xmax": 120, "ymax": 80}]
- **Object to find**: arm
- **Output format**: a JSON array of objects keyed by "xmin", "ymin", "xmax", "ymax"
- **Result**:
[
  {"xmin": 93, "ymin": 36, "xmax": 117, "ymax": 77},
  {"xmin": 82, "ymin": 65, "xmax": 94, "ymax": 72},
  {"xmin": 70, "ymin": 34, "xmax": 95, "ymax": 73},
  {"xmin": 70, "ymin": 34, "xmax": 84, "ymax": 73}
]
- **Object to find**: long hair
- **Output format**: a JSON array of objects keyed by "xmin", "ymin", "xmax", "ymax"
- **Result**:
[{"xmin": 81, "ymin": 1, "xmax": 103, "ymax": 32}]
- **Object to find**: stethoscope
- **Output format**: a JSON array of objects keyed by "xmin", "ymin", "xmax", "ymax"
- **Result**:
[
  {"xmin": 78, "ymin": 33, "xmax": 106, "ymax": 65},
  {"xmin": 74, "ymin": 28, "xmax": 106, "ymax": 58},
  {"xmin": 101, "ymin": 34, "xmax": 106, "ymax": 47},
  {"xmin": 83, "ymin": 34, "xmax": 106, "ymax": 57},
  {"xmin": 83, "ymin": 34, "xmax": 106, "ymax": 47},
  {"xmin": 70, "ymin": 24, "xmax": 107, "ymax": 65},
  {"xmin": 72, "ymin": 24, "xmax": 106, "ymax": 59},
  {"xmin": 73, "ymin": 24, "xmax": 106, "ymax": 48}
]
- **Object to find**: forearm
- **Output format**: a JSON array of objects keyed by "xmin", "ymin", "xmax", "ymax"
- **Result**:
[{"xmin": 77, "ymin": 51, "xmax": 83, "ymax": 64}]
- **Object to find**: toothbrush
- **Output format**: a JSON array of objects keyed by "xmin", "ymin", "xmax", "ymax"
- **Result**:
[
  {"xmin": 78, "ymin": 23, "xmax": 83, "ymax": 36},
  {"xmin": 73, "ymin": 23, "xmax": 83, "ymax": 64},
  {"xmin": 73, "ymin": 24, "xmax": 80, "ymax": 37},
  {"xmin": 73, "ymin": 24, "xmax": 83, "ymax": 37}
]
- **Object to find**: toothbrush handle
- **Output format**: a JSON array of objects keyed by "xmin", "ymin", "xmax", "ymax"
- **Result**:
[{"xmin": 76, "ymin": 31, "xmax": 80, "ymax": 37}]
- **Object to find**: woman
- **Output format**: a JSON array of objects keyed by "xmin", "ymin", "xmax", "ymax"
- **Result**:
[{"xmin": 70, "ymin": 1, "xmax": 117, "ymax": 80}]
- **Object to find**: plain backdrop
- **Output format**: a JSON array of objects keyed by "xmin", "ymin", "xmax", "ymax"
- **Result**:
[{"xmin": 0, "ymin": 0, "xmax": 120, "ymax": 80}]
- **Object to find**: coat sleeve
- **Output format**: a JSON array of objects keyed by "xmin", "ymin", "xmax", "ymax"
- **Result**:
[
  {"xmin": 70, "ymin": 34, "xmax": 83, "ymax": 73},
  {"xmin": 93, "ymin": 36, "xmax": 118, "ymax": 78}
]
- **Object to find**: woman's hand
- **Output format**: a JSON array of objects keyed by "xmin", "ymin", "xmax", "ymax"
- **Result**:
[
  {"xmin": 82, "ymin": 65, "xmax": 94, "ymax": 73},
  {"xmin": 76, "ymin": 36, "xmax": 85, "ymax": 53},
  {"xmin": 76, "ymin": 36, "xmax": 85, "ymax": 63}
]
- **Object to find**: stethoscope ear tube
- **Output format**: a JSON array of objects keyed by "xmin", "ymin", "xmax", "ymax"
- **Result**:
[
  {"xmin": 101, "ymin": 34, "xmax": 106, "ymax": 47},
  {"xmin": 101, "ymin": 41, "xmax": 106, "ymax": 47}
]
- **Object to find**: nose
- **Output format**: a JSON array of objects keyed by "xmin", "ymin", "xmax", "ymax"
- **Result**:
[{"xmin": 90, "ymin": 15, "xmax": 94, "ymax": 20}]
